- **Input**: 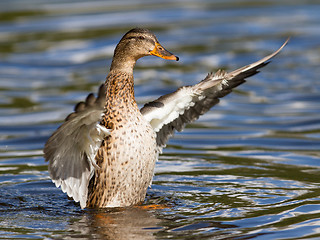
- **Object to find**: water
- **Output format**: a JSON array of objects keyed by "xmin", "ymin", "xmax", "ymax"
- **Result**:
[{"xmin": 1, "ymin": 0, "xmax": 320, "ymax": 239}]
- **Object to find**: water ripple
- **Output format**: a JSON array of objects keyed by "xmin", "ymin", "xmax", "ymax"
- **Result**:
[{"xmin": 1, "ymin": 0, "xmax": 320, "ymax": 239}]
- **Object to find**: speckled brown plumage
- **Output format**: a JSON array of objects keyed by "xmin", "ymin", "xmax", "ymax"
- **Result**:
[
  {"xmin": 82, "ymin": 28, "xmax": 178, "ymax": 208},
  {"xmin": 87, "ymin": 71, "xmax": 157, "ymax": 208},
  {"xmin": 44, "ymin": 28, "xmax": 287, "ymax": 209}
]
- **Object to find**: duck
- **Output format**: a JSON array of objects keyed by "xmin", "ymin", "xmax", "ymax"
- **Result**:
[{"xmin": 44, "ymin": 28, "xmax": 288, "ymax": 209}]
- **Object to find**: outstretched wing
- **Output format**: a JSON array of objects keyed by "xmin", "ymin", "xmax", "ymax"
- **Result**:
[
  {"xmin": 141, "ymin": 39, "xmax": 289, "ymax": 150},
  {"xmin": 44, "ymin": 84, "xmax": 110, "ymax": 209}
]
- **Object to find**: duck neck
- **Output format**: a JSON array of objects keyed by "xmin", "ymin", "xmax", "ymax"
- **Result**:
[
  {"xmin": 110, "ymin": 52, "xmax": 137, "ymax": 75},
  {"xmin": 105, "ymin": 70, "xmax": 136, "ymax": 107},
  {"xmin": 102, "ymin": 70, "xmax": 138, "ymax": 130}
]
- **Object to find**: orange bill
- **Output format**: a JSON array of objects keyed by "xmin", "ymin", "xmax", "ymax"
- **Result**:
[{"xmin": 150, "ymin": 42, "xmax": 179, "ymax": 61}]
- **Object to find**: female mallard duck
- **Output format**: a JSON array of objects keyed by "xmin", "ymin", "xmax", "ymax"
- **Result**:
[{"xmin": 44, "ymin": 28, "xmax": 288, "ymax": 209}]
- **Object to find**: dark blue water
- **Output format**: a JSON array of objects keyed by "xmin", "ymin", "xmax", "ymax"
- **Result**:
[{"xmin": 1, "ymin": 0, "xmax": 320, "ymax": 239}]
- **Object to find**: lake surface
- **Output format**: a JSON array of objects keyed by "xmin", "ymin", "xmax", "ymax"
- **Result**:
[{"xmin": 1, "ymin": 0, "xmax": 320, "ymax": 239}]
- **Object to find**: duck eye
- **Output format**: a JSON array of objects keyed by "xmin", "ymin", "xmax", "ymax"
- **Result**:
[{"xmin": 138, "ymin": 36, "xmax": 145, "ymax": 40}]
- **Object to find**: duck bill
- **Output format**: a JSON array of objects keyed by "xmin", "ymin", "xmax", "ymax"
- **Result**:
[{"xmin": 150, "ymin": 42, "xmax": 179, "ymax": 61}]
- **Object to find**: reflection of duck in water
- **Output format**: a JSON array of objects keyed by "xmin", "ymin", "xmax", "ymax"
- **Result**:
[
  {"xmin": 44, "ymin": 28, "xmax": 288, "ymax": 209},
  {"xmin": 68, "ymin": 208, "xmax": 161, "ymax": 240}
]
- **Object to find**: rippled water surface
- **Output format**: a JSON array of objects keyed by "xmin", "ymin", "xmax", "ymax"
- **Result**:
[{"xmin": 1, "ymin": 0, "xmax": 320, "ymax": 239}]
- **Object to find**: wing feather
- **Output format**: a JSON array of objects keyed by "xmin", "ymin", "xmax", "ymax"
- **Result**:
[
  {"xmin": 141, "ymin": 39, "xmax": 289, "ymax": 150},
  {"xmin": 44, "ymin": 84, "xmax": 110, "ymax": 208}
]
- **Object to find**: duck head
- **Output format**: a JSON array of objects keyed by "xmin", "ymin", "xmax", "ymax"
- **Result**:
[{"xmin": 110, "ymin": 28, "xmax": 179, "ymax": 73}]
